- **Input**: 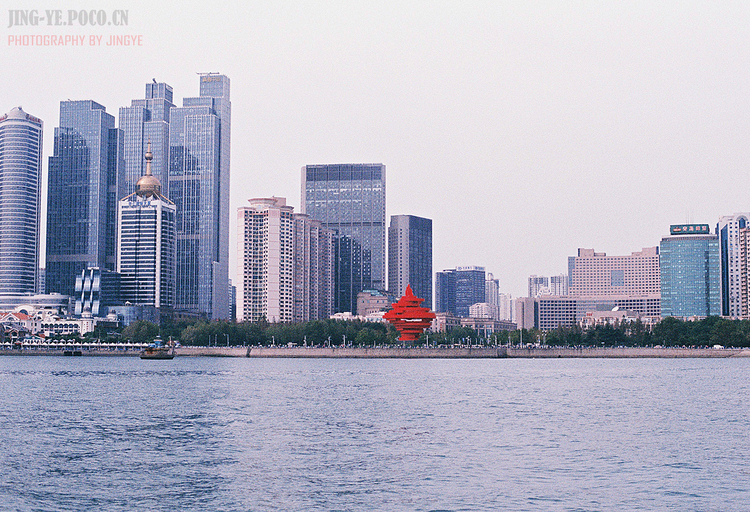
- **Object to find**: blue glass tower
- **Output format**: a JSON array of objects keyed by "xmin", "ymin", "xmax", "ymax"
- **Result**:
[
  {"xmin": 660, "ymin": 224, "xmax": 721, "ymax": 318},
  {"xmin": 46, "ymin": 101, "xmax": 121, "ymax": 297},
  {"xmin": 0, "ymin": 107, "xmax": 43, "ymax": 295},
  {"xmin": 302, "ymin": 163, "xmax": 386, "ymax": 314},
  {"xmin": 435, "ymin": 266, "xmax": 485, "ymax": 317},
  {"xmin": 388, "ymin": 215, "xmax": 432, "ymax": 309},
  {"xmin": 119, "ymin": 81, "xmax": 174, "ymax": 200},
  {"xmin": 169, "ymin": 74, "xmax": 230, "ymax": 319}
]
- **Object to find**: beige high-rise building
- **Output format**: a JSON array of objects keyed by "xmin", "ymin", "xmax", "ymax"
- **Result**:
[
  {"xmin": 237, "ymin": 197, "xmax": 333, "ymax": 323},
  {"xmin": 568, "ymin": 247, "xmax": 660, "ymax": 299}
]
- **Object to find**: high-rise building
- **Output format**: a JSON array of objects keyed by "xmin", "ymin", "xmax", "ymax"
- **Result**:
[
  {"xmin": 119, "ymin": 81, "xmax": 174, "ymax": 199},
  {"xmin": 528, "ymin": 275, "xmax": 549, "ymax": 297},
  {"xmin": 484, "ymin": 273, "xmax": 500, "ymax": 320},
  {"xmin": 549, "ymin": 274, "xmax": 568, "ymax": 296},
  {"xmin": 117, "ymin": 144, "xmax": 176, "ymax": 312},
  {"xmin": 498, "ymin": 293, "xmax": 514, "ymax": 321},
  {"xmin": 388, "ymin": 215, "xmax": 432, "ymax": 309},
  {"xmin": 435, "ymin": 266, "xmax": 485, "ymax": 317},
  {"xmin": 237, "ymin": 197, "xmax": 334, "ymax": 323},
  {"xmin": 738, "ymin": 227, "xmax": 750, "ymax": 319},
  {"xmin": 660, "ymin": 224, "xmax": 720, "ymax": 318},
  {"xmin": 0, "ymin": 107, "xmax": 43, "ymax": 295},
  {"xmin": 435, "ymin": 269, "xmax": 456, "ymax": 315},
  {"xmin": 46, "ymin": 100, "xmax": 121, "ymax": 296},
  {"xmin": 717, "ymin": 213, "xmax": 749, "ymax": 317},
  {"xmin": 169, "ymin": 74, "xmax": 231, "ymax": 319},
  {"xmin": 302, "ymin": 163, "xmax": 386, "ymax": 314},
  {"xmin": 568, "ymin": 247, "xmax": 660, "ymax": 298}
]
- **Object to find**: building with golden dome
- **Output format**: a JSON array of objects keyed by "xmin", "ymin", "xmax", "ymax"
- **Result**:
[{"xmin": 116, "ymin": 142, "xmax": 176, "ymax": 314}]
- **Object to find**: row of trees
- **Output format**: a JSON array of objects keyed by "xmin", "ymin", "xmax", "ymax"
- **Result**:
[
  {"xmin": 74, "ymin": 315, "xmax": 750, "ymax": 348},
  {"xmin": 534, "ymin": 316, "xmax": 750, "ymax": 348}
]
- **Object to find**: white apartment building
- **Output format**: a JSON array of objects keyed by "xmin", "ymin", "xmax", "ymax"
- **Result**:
[{"xmin": 237, "ymin": 197, "xmax": 333, "ymax": 323}]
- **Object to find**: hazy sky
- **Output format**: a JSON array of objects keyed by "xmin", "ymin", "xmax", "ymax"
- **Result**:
[{"xmin": 4, "ymin": 1, "xmax": 750, "ymax": 298}]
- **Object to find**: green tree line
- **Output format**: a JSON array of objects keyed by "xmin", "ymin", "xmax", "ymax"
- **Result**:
[{"xmin": 83, "ymin": 315, "xmax": 750, "ymax": 348}]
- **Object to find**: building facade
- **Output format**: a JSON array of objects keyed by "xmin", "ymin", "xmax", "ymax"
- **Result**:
[
  {"xmin": 568, "ymin": 247, "xmax": 661, "ymax": 299},
  {"xmin": 549, "ymin": 274, "xmax": 568, "ymax": 296},
  {"xmin": 388, "ymin": 215, "xmax": 432, "ymax": 309},
  {"xmin": 435, "ymin": 266, "xmax": 486, "ymax": 317},
  {"xmin": 117, "ymin": 144, "xmax": 176, "ymax": 314},
  {"xmin": 660, "ymin": 224, "xmax": 720, "ymax": 318},
  {"xmin": 302, "ymin": 163, "xmax": 386, "ymax": 314},
  {"xmin": 169, "ymin": 74, "xmax": 231, "ymax": 319},
  {"xmin": 74, "ymin": 267, "xmax": 121, "ymax": 317},
  {"xmin": 46, "ymin": 100, "xmax": 121, "ymax": 297},
  {"xmin": 484, "ymin": 273, "xmax": 500, "ymax": 320},
  {"xmin": 0, "ymin": 107, "xmax": 43, "ymax": 295},
  {"xmin": 237, "ymin": 197, "xmax": 334, "ymax": 323},
  {"xmin": 119, "ymin": 81, "xmax": 174, "ymax": 199},
  {"xmin": 717, "ymin": 213, "xmax": 750, "ymax": 317},
  {"xmin": 528, "ymin": 275, "xmax": 549, "ymax": 297}
]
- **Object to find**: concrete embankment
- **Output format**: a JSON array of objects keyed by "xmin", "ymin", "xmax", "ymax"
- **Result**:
[
  {"xmin": 2, "ymin": 347, "xmax": 750, "ymax": 358},
  {"xmin": 0, "ymin": 348, "xmax": 140, "ymax": 356},
  {"xmin": 244, "ymin": 346, "xmax": 506, "ymax": 358},
  {"xmin": 506, "ymin": 347, "xmax": 750, "ymax": 358}
]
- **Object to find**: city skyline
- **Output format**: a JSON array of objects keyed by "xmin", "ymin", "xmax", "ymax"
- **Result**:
[{"xmin": 4, "ymin": 2, "xmax": 750, "ymax": 298}]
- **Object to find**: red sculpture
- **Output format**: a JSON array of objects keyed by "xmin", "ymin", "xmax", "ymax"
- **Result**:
[{"xmin": 383, "ymin": 285, "xmax": 436, "ymax": 342}]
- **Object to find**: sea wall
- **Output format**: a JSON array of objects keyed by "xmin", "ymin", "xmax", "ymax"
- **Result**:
[
  {"xmin": 506, "ymin": 347, "xmax": 750, "ymax": 358},
  {"xmin": 244, "ymin": 346, "xmax": 506, "ymax": 358},
  {"xmin": 2, "ymin": 346, "xmax": 749, "ymax": 358}
]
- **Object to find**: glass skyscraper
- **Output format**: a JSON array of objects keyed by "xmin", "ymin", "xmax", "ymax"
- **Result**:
[
  {"xmin": 302, "ymin": 163, "xmax": 386, "ymax": 314},
  {"xmin": 0, "ymin": 107, "xmax": 43, "ymax": 295},
  {"xmin": 435, "ymin": 266, "xmax": 486, "ymax": 317},
  {"xmin": 119, "ymin": 81, "xmax": 174, "ymax": 200},
  {"xmin": 388, "ymin": 215, "xmax": 432, "ymax": 309},
  {"xmin": 169, "ymin": 74, "xmax": 231, "ymax": 319},
  {"xmin": 46, "ymin": 101, "xmax": 121, "ymax": 297},
  {"xmin": 660, "ymin": 224, "xmax": 720, "ymax": 318}
]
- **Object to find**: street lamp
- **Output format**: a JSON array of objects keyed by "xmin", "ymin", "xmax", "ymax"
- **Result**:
[{"xmin": 224, "ymin": 333, "xmax": 229, "ymax": 346}]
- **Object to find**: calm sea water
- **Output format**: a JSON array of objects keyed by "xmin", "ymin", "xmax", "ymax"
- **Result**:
[{"xmin": 0, "ymin": 356, "xmax": 748, "ymax": 512}]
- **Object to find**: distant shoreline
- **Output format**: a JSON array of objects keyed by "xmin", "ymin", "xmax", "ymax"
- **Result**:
[{"xmin": 2, "ymin": 346, "xmax": 749, "ymax": 358}]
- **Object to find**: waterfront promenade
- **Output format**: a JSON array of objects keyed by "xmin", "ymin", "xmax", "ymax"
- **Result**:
[{"xmin": 3, "ymin": 345, "xmax": 749, "ymax": 358}]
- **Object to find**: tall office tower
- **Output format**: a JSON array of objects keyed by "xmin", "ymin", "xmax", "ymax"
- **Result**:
[
  {"xmin": 388, "ymin": 215, "xmax": 432, "ymax": 309},
  {"xmin": 528, "ymin": 275, "xmax": 549, "ymax": 297},
  {"xmin": 549, "ymin": 274, "xmax": 568, "ymax": 296},
  {"xmin": 435, "ymin": 266, "xmax": 486, "ymax": 317},
  {"xmin": 119, "ymin": 81, "xmax": 174, "ymax": 199},
  {"xmin": 302, "ymin": 163, "xmax": 386, "ymax": 314},
  {"xmin": 435, "ymin": 269, "xmax": 456, "ymax": 315},
  {"xmin": 46, "ymin": 100, "xmax": 121, "ymax": 296},
  {"xmin": 237, "ymin": 197, "xmax": 334, "ymax": 323},
  {"xmin": 484, "ymin": 273, "xmax": 500, "ymax": 320},
  {"xmin": 169, "ymin": 73, "xmax": 231, "ymax": 319},
  {"xmin": 660, "ymin": 224, "xmax": 720, "ymax": 318},
  {"xmin": 0, "ymin": 107, "xmax": 43, "ymax": 295},
  {"xmin": 498, "ymin": 292, "xmax": 514, "ymax": 321},
  {"xmin": 117, "ymin": 144, "xmax": 176, "ymax": 311},
  {"xmin": 717, "ymin": 213, "xmax": 750, "ymax": 317}
]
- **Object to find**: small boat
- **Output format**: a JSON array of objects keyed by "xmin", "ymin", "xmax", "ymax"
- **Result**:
[{"xmin": 140, "ymin": 337, "xmax": 176, "ymax": 360}]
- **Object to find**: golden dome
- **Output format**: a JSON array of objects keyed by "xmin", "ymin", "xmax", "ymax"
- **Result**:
[{"xmin": 136, "ymin": 141, "xmax": 162, "ymax": 198}]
